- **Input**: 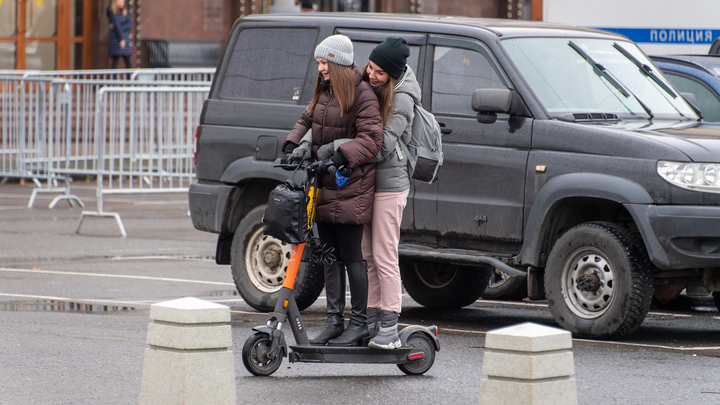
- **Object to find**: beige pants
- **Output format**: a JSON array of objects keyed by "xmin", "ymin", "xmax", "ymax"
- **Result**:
[{"xmin": 362, "ymin": 189, "xmax": 409, "ymax": 313}]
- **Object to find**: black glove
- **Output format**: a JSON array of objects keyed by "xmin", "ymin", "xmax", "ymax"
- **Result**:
[
  {"xmin": 280, "ymin": 141, "xmax": 299, "ymax": 167},
  {"xmin": 283, "ymin": 141, "xmax": 298, "ymax": 154},
  {"xmin": 309, "ymin": 158, "xmax": 335, "ymax": 175},
  {"xmin": 330, "ymin": 151, "xmax": 348, "ymax": 168},
  {"xmin": 280, "ymin": 153, "xmax": 294, "ymax": 167}
]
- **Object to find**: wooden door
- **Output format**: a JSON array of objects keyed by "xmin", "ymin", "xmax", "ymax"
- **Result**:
[{"xmin": 0, "ymin": 0, "xmax": 92, "ymax": 70}]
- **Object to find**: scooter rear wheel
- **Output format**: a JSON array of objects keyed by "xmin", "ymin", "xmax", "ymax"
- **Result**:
[
  {"xmin": 242, "ymin": 333, "xmax": 283, "ymax": 376},
  {"xmin": 397, "ymin": 332, "xmax": 435, "ymax": 375}
]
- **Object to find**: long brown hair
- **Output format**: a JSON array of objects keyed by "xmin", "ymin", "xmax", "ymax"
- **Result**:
[
  {"xmin": 361, "ymin": 63, "xmax": 396, "ymax": 128},
  {"xmin": 307, "ymin": 62, "xmax": 356, "ymax": 116}
]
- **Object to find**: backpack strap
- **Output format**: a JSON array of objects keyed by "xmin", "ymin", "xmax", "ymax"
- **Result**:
[{"xmin": 389, "ymin": 67, "xmax": 414, "ymax": 164}]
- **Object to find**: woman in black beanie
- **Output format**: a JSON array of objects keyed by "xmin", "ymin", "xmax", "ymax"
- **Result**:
[{"xmin": 361, "ymin": 37, "xmax": 421, "ymax": 349}]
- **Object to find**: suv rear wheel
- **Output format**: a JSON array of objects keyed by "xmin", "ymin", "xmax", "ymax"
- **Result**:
[
  {"xmin": 481, "ymin": 269, "xmax": 528, "ymax": 301},
  {"xmin": 230, "ymin": 204, "xmax": 324, "ymax": 312},
  {"xmin": 545, "ymin": 222, "xmax": 653, "ymax": 339},
  {"xmin": 400, "ymin": 261, "xmax": 491, "ymax": 308}
]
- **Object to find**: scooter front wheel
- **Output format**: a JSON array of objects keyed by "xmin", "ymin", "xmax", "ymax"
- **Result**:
[
  {"xmin": 242, "ymin": 333, "xmax": 283, "ymax": 376},
  {"xmin": 397, "ymin": 332, "xmax": 435, "ymax": 375}
]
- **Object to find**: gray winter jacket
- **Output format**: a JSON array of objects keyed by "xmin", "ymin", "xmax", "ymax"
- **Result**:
[{"xmin": 371, "ymin": 65, "xmax": 421, "ymax": 192}]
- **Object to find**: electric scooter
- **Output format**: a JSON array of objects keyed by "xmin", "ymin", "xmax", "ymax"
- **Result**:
[{"xmin": 241, "ymin": 161, "xmax": 440, "ymax": 377}]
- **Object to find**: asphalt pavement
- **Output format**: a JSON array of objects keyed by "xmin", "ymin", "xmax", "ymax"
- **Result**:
[{"xmin": 1, "ymin": 180, "xmax": 720, "ymax": 405}]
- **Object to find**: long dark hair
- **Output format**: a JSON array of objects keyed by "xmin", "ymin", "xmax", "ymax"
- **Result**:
[
  {"xmin": 361, "ymin": 63, "xmax": 396, "ymax": 128},
  {"xmin": 307, "ymin": 62, "xmax": 356, "ymax": 116}
]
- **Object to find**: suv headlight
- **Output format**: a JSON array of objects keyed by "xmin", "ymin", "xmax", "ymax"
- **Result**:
[{"xmin": 657, "ymin": 161, "xmax": 720, "ymax": 193}]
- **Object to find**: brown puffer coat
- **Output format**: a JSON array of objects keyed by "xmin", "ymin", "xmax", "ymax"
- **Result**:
[{"xmin": 284, "ymin": 65, "xmax": 383, "ymax": 225}]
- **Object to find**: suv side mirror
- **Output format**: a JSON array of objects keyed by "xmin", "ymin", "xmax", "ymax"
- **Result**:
[{"xmin": 472, "ymin": 88, "xmax": 512, "ymax": 124}]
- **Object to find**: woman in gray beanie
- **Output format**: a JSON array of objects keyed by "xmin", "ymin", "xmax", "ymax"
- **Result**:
[
  {"xmin": 360, "ymin": 37, "xmax": 420, "ymax": 350},
  {"xmin": 283, "ymin": 34, "xmax": 383, "ymax": 347}
]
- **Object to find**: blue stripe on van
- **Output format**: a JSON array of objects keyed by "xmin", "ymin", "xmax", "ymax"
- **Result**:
[{"xmin": 595, "ymin": 28, "xmax": 720, "ymax": 44}]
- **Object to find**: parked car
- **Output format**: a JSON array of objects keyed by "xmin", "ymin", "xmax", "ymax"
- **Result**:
[
  {"xmin": 190, "ymin": 12, "xmax": 720, "ymax": 339},
  {"xmin": 650, "ymin": 54, "xmax": 720, "ymax": 122}
]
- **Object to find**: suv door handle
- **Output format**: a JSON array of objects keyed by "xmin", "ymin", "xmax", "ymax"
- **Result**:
[{"xmin": 438, "ymin": 122, "xmax": 452, "ymax": 135}]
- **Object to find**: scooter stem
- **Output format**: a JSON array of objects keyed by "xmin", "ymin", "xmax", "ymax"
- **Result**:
[{"xmin": 282, "ymin": 243, "xmax": 305, "ymax": 290}]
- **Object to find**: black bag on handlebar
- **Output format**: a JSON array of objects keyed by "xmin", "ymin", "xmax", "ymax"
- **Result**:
[{"xmin": 262, "ymin": 180, "xmax": 310, "ymax": 244}]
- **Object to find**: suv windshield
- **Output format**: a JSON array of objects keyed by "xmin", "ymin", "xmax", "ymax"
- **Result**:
[{"xmin": 501, "ymin": 37, "xmax": 698, "ymax": 120}]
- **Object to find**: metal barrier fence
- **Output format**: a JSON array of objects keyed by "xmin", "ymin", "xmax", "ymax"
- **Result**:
[
  {"xmin": 0, "ymin": 72, "xmax": 46, "ymax": 188},
  {"xmin": 75, "ymin": 86, "xmax": 210, "ymax": 237},
  {"xmin": 0, "ymin": 68, "xmax": 214, "ymax": 236}
]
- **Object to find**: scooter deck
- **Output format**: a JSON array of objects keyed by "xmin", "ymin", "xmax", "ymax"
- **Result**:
[{"xmin": 287, "ymin": 344, "xmax": 421, "ymax": 364}]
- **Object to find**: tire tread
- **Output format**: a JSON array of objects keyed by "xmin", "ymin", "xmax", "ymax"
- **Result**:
[{"xmin": 545, "ymin": 222, "xmax": 653, "ymax": 339}]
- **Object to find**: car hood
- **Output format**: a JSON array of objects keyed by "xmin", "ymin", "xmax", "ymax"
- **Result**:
[
  {"xmin": 636, "ymin": 121, "xmax": 720, "ymax": 162},
  {"xmin": 604, "ymin": 120, "xmax": 720, "ymax": 162}
]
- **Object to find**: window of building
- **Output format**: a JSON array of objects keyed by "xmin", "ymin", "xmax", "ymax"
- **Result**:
[{"xmin": 219, "ymin": 27, "xmax": 318, "ymax": 102}]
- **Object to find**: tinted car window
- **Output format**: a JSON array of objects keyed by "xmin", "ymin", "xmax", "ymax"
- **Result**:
[
  {"xmin": 431, "ymin": 45, "xmax": 504, "ymax": 115},
  {"xmin": 663, "ymin": 71, "xmax": 720, "ymax": 122},
  {"xmin": 219, "ymin": 28, "xmax": 317, "ymax": 102}
]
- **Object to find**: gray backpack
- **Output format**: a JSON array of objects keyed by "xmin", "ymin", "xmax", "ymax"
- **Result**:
[{"xmin": 404, "ymin": 102, "xmax": 443, "ymax": 183}]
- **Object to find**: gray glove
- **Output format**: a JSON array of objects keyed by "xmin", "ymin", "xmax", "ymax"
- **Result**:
[
  {"xmin": 291, "ymin": 141, "xmax": 312, "ymax": 162},
  {"xmin": 316, "ymin": 143, "xmax": 335, "ymax": 161}
]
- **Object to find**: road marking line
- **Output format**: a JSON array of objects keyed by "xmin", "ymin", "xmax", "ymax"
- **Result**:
[
  {"xmin": 477, "ymin": 300, "xmax": 697, "ymax": 319},
  {"xmin": 440, "ymin": 326, "xmax": 720, "ymax": 351},
  {"xmin": 437, "ymin": 327, "xmax": 486, "ymax": 336},
  {"xmin": 648, "ymin": 311, "xmax": 692, "ymax": 318},
  {"xmin": 473, "ymin": 299, "xmax": 547, "ymax": 308},
  {"xmin": 0, "ymin": 293, "xmax": 244, "ymax": 307},
  {"xmin": 0, "ymin": 267, "xmax": 234, "ymax": 286},
  {"xmin": 110, "ymin": 255, "xmax": 214, "ymax": 262},
  {"xmin": 103, "ymin": 198, "xmax": 188, "ymax": 206},
  {"xmin": 572, "ymin": 337, "xmax": 720, "ymax": 352},
  {"xmin": 0, "ymin": 293, "xmax": 71, "ymax": 301},
  {"xmin": 230, "ymin": 310, "xmax": 264, "ymax": 315},
  {"xmin": 0, "ymin": 293, "xmax": 148, "ymax": 306},
  {"xmin": 3, "ymin": 267, "xmax": 715, "ymax": 351},
  {"xmin": 0, "ymin": 193, "xmax": 44, "ymax": 199}
]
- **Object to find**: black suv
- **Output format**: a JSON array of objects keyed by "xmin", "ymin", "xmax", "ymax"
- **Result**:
[{"xmin": 190, "ymin": 13, "xmax": 720, "ymax": 339}]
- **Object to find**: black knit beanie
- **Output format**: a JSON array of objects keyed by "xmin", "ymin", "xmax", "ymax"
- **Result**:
[{"xmin": 369, "ymin": 37, "xmax": 410, "ymax": 80}]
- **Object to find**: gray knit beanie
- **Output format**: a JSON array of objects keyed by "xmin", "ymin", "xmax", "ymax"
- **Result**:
[{"xmin": 314, "ymin": 35, "xmax": 354, "ymax": 66}]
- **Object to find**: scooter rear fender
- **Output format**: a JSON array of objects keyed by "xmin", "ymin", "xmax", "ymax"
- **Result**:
[{"xmin": 398, "ymin": 325, "xmax": 440, "ymax": 352}]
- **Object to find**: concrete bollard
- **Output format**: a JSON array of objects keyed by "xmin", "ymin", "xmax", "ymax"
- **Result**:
[
  {"xmin": 139, "ymin": 297, "xmax": 236, "ymax": 405},
  {"xmin": 479, "ymin": 322, "xmax": 577, "ymax": 405}
]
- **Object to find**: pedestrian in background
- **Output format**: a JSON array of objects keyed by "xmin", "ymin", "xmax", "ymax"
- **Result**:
[
  {"xmin": 360, "ymin": 37, "xmax": 417, "ymax": 350},
  {"xmin": 282, "ymin": 34, "xmax": 383, "ymax": 347},
  {"xmin": 300, "ymin": 0, "xmax": 314, "ymax": 12},
  {"xmin": 108, "ymin": 0, "xmax": 132, "ymax": 69}
]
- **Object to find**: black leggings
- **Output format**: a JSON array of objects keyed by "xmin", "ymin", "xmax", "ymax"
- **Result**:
[
  {"xmin": 111, "ymin": 55, "xmax": 131, "ymax": 69},
  {"xmin": 316, "ymin": 222, "xmax": 364, "ymax": 264}
]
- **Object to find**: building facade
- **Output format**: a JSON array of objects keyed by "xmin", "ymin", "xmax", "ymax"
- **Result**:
[{"xmin": 0, "ymin": 0, "xmax": 538, "ymax": 70}]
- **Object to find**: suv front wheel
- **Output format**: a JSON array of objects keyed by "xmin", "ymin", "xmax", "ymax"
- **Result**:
[
  {"xmin": 545, "ymin": 222, "xmax": 653, "ymax": 339},
  {"xmin": 230, "ymin": 204, "xmax": 324, "ymax": 312}
]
